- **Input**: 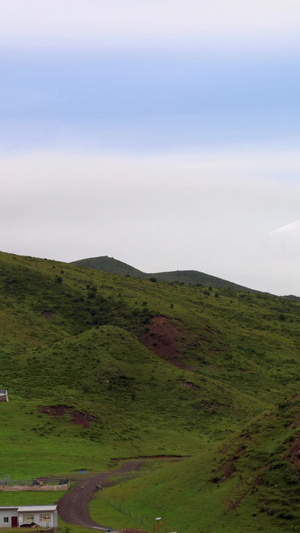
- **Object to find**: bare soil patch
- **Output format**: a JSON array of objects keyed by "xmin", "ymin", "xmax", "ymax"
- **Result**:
[
  {"xmin": 39, "ymin": 405, "xmax": 97, "ymax": 428},
  {"xmin": 141, "ymin": 315, "xmax": 186, "ymax": 365}
]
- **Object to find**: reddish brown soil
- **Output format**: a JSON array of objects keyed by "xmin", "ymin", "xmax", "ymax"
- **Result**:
[
  {"xmin": 39, "ymin": 405, "xmax": 97, "ymax": 428},
  {"xmin": 141, "ymin": 315, "xmax": 186, "ymax": 365},
  {"xmin": 57, "ymin": 460, "xmax": 146, "ymax": 532}
]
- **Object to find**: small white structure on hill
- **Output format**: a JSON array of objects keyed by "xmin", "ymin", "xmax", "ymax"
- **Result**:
[
  {"xmin": 0, "ymin": 390, "xmax": 8, "ymax": 402},
  {"xmin": 0, "ymin": 505, "xmax": 57, "ymax": 529}
]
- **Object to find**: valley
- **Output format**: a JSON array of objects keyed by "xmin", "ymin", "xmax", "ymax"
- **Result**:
[{"xmin": 1, "ymin": 250, "xmax": 300, "ymax": 532}]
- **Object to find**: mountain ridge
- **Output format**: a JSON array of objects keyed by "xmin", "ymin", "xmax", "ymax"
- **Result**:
[{"xmin": 71, "ymin": 255, "xmax": 257, "ymax": 292}]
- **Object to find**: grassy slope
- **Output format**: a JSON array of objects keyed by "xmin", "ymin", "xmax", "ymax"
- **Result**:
[
  {"xmin": 96, "ymin": 397, "xmax": 300, "ymax": 533},
  {"xmin": 1, "ymin": 251, "xmax": 300, "ymax": 531},
  {"xmin": 70, "ymin": 255, "xmax": 254, "ymax": 291}
]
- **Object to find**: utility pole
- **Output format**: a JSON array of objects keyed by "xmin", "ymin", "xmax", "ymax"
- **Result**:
[{"xmin": 155, "ymin": 517, "xmax": 162, "ymax": 533}]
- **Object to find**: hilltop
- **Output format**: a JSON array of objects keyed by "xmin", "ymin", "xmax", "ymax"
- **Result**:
[
  {"xmin": 1, "ymin": 250, "xmax": 300, "ymax": 532},
  {"xmin": 71, "ymin": 255, "xmax": 255, "ymax": 291}
]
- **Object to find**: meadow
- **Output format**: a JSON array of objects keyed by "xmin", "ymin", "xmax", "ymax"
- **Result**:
[{"xmin": 1, "ymin": 250, "xmax": 300, "ymax": 532}]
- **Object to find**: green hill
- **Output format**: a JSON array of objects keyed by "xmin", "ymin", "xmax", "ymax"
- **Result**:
[
  {"xmin": 71, "ymin": 255, "xmax": 147, "ymax": 278},
  {"xmin": 71, "ymin": 255, "xmax": 255, "ymax": 291},
  {"xmin": 1, "ymin": 250, "xmax": 300, "ymax": 532}
]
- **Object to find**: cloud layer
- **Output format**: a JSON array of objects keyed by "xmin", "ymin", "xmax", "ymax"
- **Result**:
[
  {"xmin": 1, "ymin": 1, "xmax": 300, "ymax": 51},
  {"xmin": 2, "ymin": 149, "xmax": 300, "ymax": 295}
]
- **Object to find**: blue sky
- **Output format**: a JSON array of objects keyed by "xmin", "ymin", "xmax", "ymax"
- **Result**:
[
  {"xmin": 1, "ymin": 0, "xmax": 300, "ymax": 294},
  {"xmin": 2, "ymin": 50, "xmax": 300, "ymax": 151}
]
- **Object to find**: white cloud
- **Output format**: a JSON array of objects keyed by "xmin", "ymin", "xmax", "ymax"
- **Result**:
[
  {"xmin": 263, "ymin": 220, "xmax": 300, "ymax": 256},
  {"xmin": 1, "ymin": 147, "xmax": 300, "ymax": 295},
  {"xmin": 0, "ymin": 0, "xmax": 300, "ymax": 51}
]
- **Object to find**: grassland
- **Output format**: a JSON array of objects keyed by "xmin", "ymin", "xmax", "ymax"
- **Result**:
[
  {"xmin": 1, "ymin": 250, "xmax": 300, "ymax": 532},
  {"xmin": 71, "ymin": 255, "xmax": 255, "ymax": 291}
]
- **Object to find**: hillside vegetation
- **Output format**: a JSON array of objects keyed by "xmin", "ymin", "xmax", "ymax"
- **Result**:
[
  {"xmin": 71, "ymin": 255, "xmax": 255, "ymax": 291},
  {"xmin": 1, "ymin": 250, "xmax": 300, "ymax": 532}
]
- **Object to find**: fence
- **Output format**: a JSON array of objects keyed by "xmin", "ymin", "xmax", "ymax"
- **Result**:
[
  {"xmin": 0, "ymin": 478, "xmax": 69, "ymax": 486},
  {"xmin": 0, "ymin": 478, "xmax": 70, "ymax": 491}
]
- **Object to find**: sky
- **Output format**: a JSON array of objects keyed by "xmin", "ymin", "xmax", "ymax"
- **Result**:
[{"xmin": 1, "ymin": 0, "xmax": 300, "ymax": 295}]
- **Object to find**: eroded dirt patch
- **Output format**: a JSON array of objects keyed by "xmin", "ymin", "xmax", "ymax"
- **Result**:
[
  {"xmin": 141, "ymin": 315, "xmax": 186, "ymax": 365},
  {"xmin": 39, "ymin": 405, "xmax": 96, "ymax": 428}
]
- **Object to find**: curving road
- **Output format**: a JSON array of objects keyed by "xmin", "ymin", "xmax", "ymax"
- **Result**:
[{"xmin": 57, "ymin": 460, "xmax": 144, "ymax": 532}]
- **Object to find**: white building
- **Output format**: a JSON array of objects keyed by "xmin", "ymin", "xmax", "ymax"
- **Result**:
[
  {"xmin": 0, "ymin": 390, "xmax": 8, "ymax": 402},
  {"xmin": 0, "ymin": 505, "xmax": 57, "ymax": 529}
]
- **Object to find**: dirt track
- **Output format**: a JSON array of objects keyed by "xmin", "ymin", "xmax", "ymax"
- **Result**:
[{"xmin": 57, "ymin": 460, "xmax": 144, "ymax": 532}]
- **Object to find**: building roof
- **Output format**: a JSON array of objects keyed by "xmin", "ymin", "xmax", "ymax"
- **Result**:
[
  {"xmin": 0, "ymin": 507, "xmax": 18, "ymax": 510},
  {"xmin": 0, "ymin": 390, "xmax": 7, "ymax": 395},
  {"xmin": 17, "ymin": 506, "xmax": 57, "ymax": 512}
]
